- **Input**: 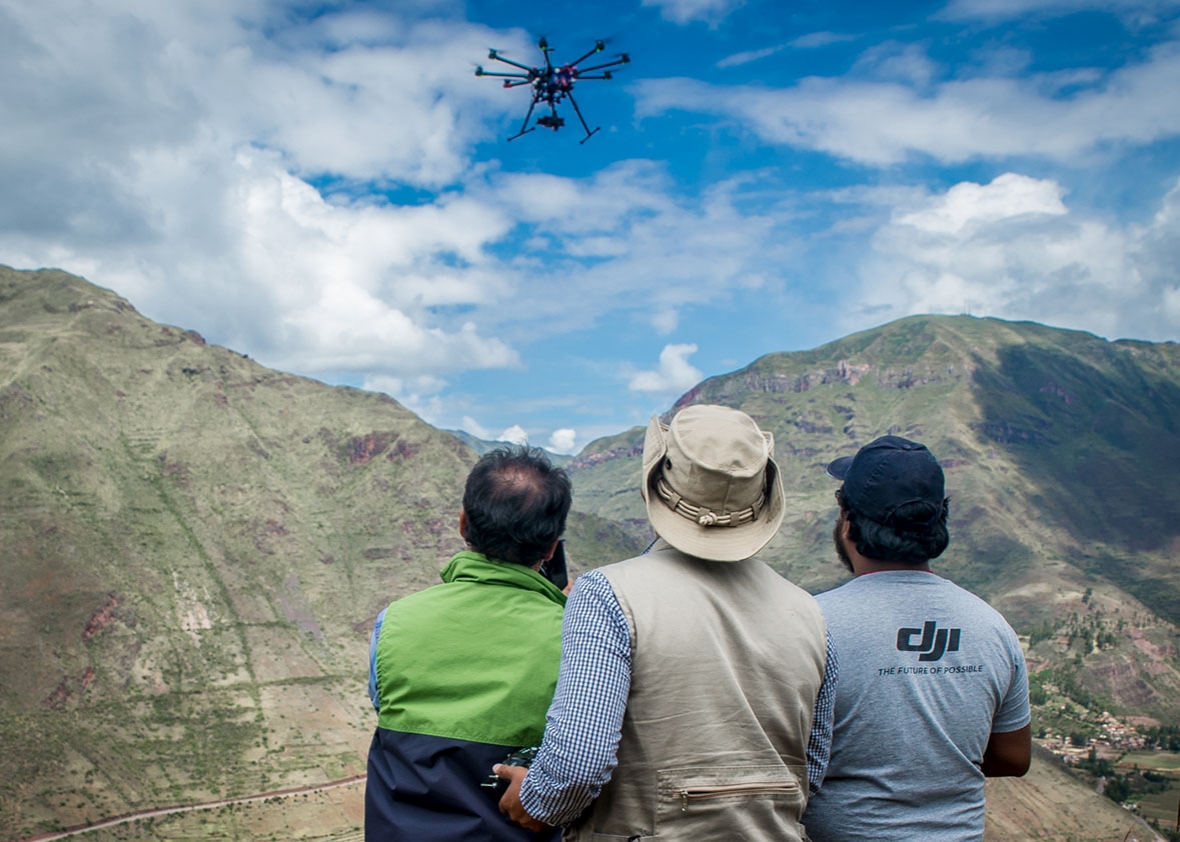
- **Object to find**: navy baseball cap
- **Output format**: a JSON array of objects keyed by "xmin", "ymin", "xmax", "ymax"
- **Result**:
[{"xmin": 826, "ymin": 435, "xmax": 945, "ymax": 526}]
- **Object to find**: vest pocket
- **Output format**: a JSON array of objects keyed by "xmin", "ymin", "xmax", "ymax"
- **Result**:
[
  {"xmin": 656, "ymin": 766, "xmax": 805, "ymax": 839},
  {"xmin": 676, "ymin": 780, "xmax": 800, "ymax": 810}
]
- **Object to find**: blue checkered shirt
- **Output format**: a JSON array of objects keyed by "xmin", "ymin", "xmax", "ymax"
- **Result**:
[{"xmin": 518, "ymin": 568, "xmax": 838, "ymax": 826}]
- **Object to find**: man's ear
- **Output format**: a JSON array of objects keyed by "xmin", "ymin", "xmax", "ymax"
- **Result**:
[
  {"xmin": 540, "ymin": 539, "xmax": 559, "ymax": 562},
  {"xmin": 459, "ymin": 509, "xmax": 468, "ymax": 540}
]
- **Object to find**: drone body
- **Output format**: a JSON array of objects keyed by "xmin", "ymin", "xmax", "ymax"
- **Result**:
[{"xmin": 475, "ymin": 37, "xmax": 630, "ymax": 143}]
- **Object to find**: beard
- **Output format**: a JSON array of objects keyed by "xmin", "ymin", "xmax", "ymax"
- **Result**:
[{"xmin": 832, "ymin": 518, "xmax": 854, "ymax": 574}]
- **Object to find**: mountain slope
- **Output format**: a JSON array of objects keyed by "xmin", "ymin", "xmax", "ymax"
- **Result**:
[
  {"xmin": 566, "ymin": 315, "xmax": 1180, "ymax": 722},
  {"xmin": 0, "ymin": 266, "xmax": 639, "ymax": 838}
]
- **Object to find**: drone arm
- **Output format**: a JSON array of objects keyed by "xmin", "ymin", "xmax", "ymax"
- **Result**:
[
  {"xmin": 490, "ymin": 54, "xmax": 537, "ymax": 73},
  {"xmin": 577, "ymin": 57, "xmax": 629, "ymax": 74},
  {"xmin": 477, "ymin": 70, "xmax": 533, "ymax": 79},
  {"xmin": 570, "ymin": 45, "xmax": 604, "ymax": 66},
  {"xmin": 572, "ymin": 74, "xmax": 615, "ymax": 80}
]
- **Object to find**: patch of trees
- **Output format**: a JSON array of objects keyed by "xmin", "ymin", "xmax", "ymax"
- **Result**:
[{"xmin": 1142, "ymin": 725, "xmax": 1180, "ymax": 751}]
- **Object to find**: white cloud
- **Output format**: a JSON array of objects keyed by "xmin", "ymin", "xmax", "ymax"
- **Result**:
[
  {"xmin": 789, "ymin": 32, "xmax": 858, "ymax": 49},
  {"xmin": 471, "ymin": 166, "xmax": 798, "ymax": 345},
  {"xmin": 852, "ymin": 42, "xmax": 941, "ymax": 88},
  {"xmin": 363, "ymin": 374, "xmax": 449, "ymax": 423},
  {"xmin": 0, "ymin": 0, "xmax": 807, "ymax": 399},
  {"xmin": 895, "ymin": 172, "xmax": 1067, "ymax": 233},
  {"xmin": 652, "ymin": 308, "xmax": 680, "ymax": 334},
  {"xmin": 628, "ymin": 343, "xmax": 704, "ymax": 393},
  {"xmin": 634, "ymin": 41, "xmax": 1180, "ymax": 164},
  {"xmin": 642, "ymin": 0, "xmax": 746, "ymax": 25},
  {"xmin": 843, "ymin": 173, "xmax": 1180, "ymax": 342},
  {"xmin": 548, "ymin": 428, "xmax": 578, "ymax": 454},
  {"xmin": 499, "ymin": 424, "xmax": 529, "ymax": 445},
  {"xmin": 460, "ymin": 416, "xmax": 492, "ymax": 440},
  {"xmin": 940, "ymin": 0, "xmax": 1180, "ymax": 25},
  {"xmin": 717, "ymin": 46, "xmax": 785, "ymax": 69},
  {"xmin": 0, "ymin": 2, "xmax": 532, "ymax": 383}
]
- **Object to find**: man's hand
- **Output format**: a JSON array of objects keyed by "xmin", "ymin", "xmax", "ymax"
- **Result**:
[{"xmin": 493, "ymin": 763, "xmax": 549, "ymax": 832}]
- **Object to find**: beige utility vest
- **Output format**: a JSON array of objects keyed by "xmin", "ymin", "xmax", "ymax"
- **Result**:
[{"xmin": 565, "ymin": 540, "xmax": 827, "ymax": 842}]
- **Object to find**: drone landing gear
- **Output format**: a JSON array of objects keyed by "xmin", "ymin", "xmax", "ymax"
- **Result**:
[
  {"xmin": 566, "ymin": 92, "xmax": 600, "ymax": 144},
  {"xmin": 507, "ymin": 97, "xmax": 540, "ymax": 142}
]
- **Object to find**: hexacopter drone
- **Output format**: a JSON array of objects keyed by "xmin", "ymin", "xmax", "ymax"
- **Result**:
[{"xmin": 476, "ymin": 37, "xmax": 630, "ymax": 143}]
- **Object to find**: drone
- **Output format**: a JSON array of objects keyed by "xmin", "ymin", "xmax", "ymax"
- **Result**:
[{"xmin": 476, "ymin": 37, "xmax": 630, "ymax": 143}]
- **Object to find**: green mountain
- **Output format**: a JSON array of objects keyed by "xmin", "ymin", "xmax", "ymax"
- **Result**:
[
  {"xmin": 3, "ymin": 266, "xmax": 1177, "ymax": 841},
  {"xmin": 565, "ymin": 315, "xmax": 1180, "ymax": 726},
  {"xmin": 0, "ymin": 266, "xmax": 640, "ymax": 839}
]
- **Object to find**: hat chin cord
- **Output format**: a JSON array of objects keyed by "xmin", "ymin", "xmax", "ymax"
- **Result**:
[{"xmin": 654, "ymin": 475, "xmax": 765, "ymax": 528}]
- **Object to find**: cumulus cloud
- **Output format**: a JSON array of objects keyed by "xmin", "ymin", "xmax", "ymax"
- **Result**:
[
  {"xmin": 499, "ymin": 424, "xmax": 529, "ymax": 445},
  {"xmin": 895, "ymin": 172, "xmax": 1067, "ymax": 233},
  {"xmin": 548, "ymin": 428, "xmax": 578, "ymax": 454},
  {"xmin": 843, "ymin": 173, "xmax": 1180, "ymax": 342},
  {"xmin": 628, "ymin": 343, "xmax": 705, "ymax": 393},
  {"xmin": 0, "ymin": 2, "xmax": 534, "ymax": 383},
  {"xmin": 634, "ymin": 42, "xmax": 1180, "ymax": 164}
]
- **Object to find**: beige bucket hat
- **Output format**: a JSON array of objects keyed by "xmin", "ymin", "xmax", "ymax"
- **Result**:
[{"xmin": 641, "ymin": 404, "xmax": 785, "ymax": 562}]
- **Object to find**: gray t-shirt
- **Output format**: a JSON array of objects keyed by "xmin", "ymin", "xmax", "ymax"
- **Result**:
[{"xmin": 804, "ymin": 570, "xmax": 1029, "ymax": 842}]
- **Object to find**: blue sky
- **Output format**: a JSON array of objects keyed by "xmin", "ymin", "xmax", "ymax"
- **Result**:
[{"xmin": 2, "ymin": 0, "xmax": 1179, "ymax": 453}]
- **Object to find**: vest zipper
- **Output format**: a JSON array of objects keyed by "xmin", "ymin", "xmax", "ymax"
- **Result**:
[{"xmin": 678, "ymin": 781, "xmax": 800, "ymax": 811}]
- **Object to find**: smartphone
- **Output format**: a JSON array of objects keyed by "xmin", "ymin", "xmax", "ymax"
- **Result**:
[{"xmin": 542, "ymin": 539, "xmax": 568, "ymax": 591}]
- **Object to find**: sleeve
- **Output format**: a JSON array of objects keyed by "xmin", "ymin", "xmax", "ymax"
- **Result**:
[
  {"xmin": 368, "ymin": 607, "xmax": 387, "ymax": 712},
  {"xmin": 806, "ymin": 629, "xmax": 839, "ymax": 793},
  {"xmin": 992, "ymin": 625, "xmax": 1031, "ymax": 733},
  {"xmin": 518, "ymin": 570, "xmax": 632, "ymax": 826}
]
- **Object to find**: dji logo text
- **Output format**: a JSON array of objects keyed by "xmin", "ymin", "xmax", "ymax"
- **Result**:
[{"xmin": 896, "ymin": 621, "xmax": 961, "ymax": 662}]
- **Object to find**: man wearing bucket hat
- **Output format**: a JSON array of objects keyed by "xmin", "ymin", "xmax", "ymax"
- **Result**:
[
  {"xmin": 494, "ymin": 404, "xmax": 835, "ymax": 842},
  {"xmin": 804, "ymin": 435, "xmax": 1030, "ymax": 842}
]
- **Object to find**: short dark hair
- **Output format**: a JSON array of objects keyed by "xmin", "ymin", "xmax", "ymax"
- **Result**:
[
  {"xmin": 462, "ymin": 446, "xmax": 572, "ymax": 566},
  {"xmin": 839, "ymin": 492, "xmax": 951, "ymax": 565}
]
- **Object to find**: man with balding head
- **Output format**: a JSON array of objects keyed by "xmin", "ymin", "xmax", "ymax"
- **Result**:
[{"xmin": 366, "ymin": 445, "xmax": 571, "ymax": 842}]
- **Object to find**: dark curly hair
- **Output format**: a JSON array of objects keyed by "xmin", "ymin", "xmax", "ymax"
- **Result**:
[
  {"xmin": 462, "ymin": 446, "xmax": 572, "ymax": 566},
  {"xmin": 839, "ymin": 491, "xmax": 950, "ymax": 565}
]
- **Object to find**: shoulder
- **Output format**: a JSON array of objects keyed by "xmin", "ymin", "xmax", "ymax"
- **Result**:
[
  {"xmin": 597, "ymin": 545, "xmax": 681, "ymax": 584},
  {"xmin": 939, "ymin": 578, "xmax": 1017, "ymax": 624},
  {"xmin": 814, "ymin": 574, "xmax": 873, "ymax": 605}
]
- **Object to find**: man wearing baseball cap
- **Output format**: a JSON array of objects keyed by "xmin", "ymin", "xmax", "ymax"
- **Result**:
[
  {"xmin": 805, "ymin": 435, "xmax": 1031, "ymax": 842},
  {"xmin": 494, "ymin": 404, "xmax": 835, "ymax": 842}
]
